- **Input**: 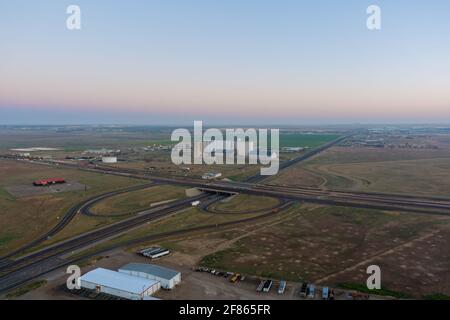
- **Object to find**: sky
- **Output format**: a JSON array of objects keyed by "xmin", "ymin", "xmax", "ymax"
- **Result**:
[{"xmin": 1, "ymin": 0, "xmax": 450, "ymax": 125}]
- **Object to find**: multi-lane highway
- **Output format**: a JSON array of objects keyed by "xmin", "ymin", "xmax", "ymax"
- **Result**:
[
  {"xmin": 2, "ymin": 133, "xmax": 450, "ymax": 295},
  {"xmin": 69, "ymin": 164, "xmax": 450, "ymax": 216},
  {"xmin": 0, "ymin": 192, "xmax": 211, "ymax": 293}
]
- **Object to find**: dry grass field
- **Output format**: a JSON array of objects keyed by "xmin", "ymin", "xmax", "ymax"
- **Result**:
[
  {"xmin": 270, "ymin": 134, "xmax": 450, "ymax": 198},
  {"xmin": 89, "ymin": 185, "xmax": 187, "ymax": 216},
  {"xmin": 209, "ymin": 195, "xmax": 280, "ymax": 213},
  {"xmin": 0, "ymin": 159, "xmax": 143, "ymax": 256},
  {"xmin": 199, "ymin": 204, "xmax": 450, "ymax": 297}
]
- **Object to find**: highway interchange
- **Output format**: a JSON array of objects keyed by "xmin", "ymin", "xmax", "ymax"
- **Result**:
[{"xmin": 2, "ymin": 134, "xmax": 450, "ymax": 295}]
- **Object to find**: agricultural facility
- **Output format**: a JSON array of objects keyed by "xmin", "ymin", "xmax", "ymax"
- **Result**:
[
  {"xmin": 80, "ymin": 268, "xmax": 161, "ymax": 300},
  {"xmin": 119, "ymin": 263, "xmax": 181, "ymax": 290}
]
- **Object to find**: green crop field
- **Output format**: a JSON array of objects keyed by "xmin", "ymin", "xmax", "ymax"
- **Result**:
[{"xmin": 280, "ymin": 133, "xmax": 341, "ymax": 148}]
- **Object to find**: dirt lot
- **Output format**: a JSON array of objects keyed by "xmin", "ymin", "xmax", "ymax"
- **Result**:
[{"xmin": 14, "ymin": 250, "xmax": 297, "ymax": 300}]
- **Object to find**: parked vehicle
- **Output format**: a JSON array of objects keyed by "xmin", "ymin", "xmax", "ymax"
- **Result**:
[
  {"xmin": 300, "ymin": 282, "xmax": 308, "ymax": 297},
  {"xmin": 263, "ymin": 280, "xmax": 273, "ymax": 293},
  {"xmin": 329, "ymin": 289, "xmax": 335, "ymax": 300},
  {"xmin": 257, "ymin": 280, "xmax": 265, "ymax": 292},
  {"xmin": 230, "ymin": 274, "xmax": 240, "ymax": 283},
  {"xmin": 322, "ymin": 287, "xmax": 329, "ymax": 300},
  {"xmin": 278, "ymin": 281, "xmax": 286, "ymax": 294},
  {"xmin": 307, "ymin": 284, "xmax": 316, "ymax": 299}
]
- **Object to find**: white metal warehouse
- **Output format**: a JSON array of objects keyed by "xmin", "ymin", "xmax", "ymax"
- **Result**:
[
  {"xmin": 119, "ymin": 263, "xmax": 181, "ymax": 289},
  {"xmin": 80, "ymin": 268, "xmax": 160, "ymax": 300}
]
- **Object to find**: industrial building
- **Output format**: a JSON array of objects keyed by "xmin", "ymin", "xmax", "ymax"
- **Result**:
[
  {"xmin": 102, "ymin": 156, "xmax": 118, "ymax": 164},
  {"xmin": 119, "ymin": 263, "xmax": 181, "ymax": 290},
  {"xmin": 80, "ymin": 268, "xmax": 161, "ymax": 300},
  {"xmin": 33, "ymin": 178, "xmax": 66, "ymax": 186}
]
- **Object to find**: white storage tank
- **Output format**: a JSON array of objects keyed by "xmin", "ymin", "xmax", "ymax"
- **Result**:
[
  {"xmin": 119, "ymin": 263, "xmax": 181, "ymax": 290},
  {"xmin": 102, "ymin": 156, "xmax": 117, "ymax": 164},
  {"xmin": 80, "ymin": 268, "xmax": 160, "ymax": 300}
]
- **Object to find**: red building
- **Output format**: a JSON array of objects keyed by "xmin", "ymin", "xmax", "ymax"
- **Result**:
[{"xmin": 33, "ymin": 178, "xmax": 66, "ymax": 186}]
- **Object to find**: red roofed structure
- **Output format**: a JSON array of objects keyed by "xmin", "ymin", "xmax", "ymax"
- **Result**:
[{"xmin": 33, "ymin": 178, "xmax": 66, "ymax": 186}]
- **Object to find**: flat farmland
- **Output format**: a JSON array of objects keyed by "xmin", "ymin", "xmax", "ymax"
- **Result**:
[
  {"xmin": 0, "ymin": 159, "xmax": 144, "ymax": 256},
  {"xmin": 270, "ymin": 134, "xmax": 450, "ymax": 198},
  {"xmin": 199, "ymin": 204, "xmax": 450, "ymax": 297},
  {"xmin": 309, "ymin": 157, "xmax": 450, "ymax": 196},
  {"xmin": 0, "ymin": 127, "xmax": 174, "ymax": 152},
  {"xmin": 280, "ymin": 133, "xmax": 341, "ymax": 148}
]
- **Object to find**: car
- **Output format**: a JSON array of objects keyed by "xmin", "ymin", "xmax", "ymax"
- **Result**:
[
  {"xmin": 263, "ymin": 280, "xmax": 273, "ymax": 293},
  {"xmin": 257, "ymin": 280, "xmax": 265, "ymax": 292},
  {"xmin": 329, "ymin": 289, "xmax": 335, "ymax": 300},
  {"xmin": 278, "ymin": 281, "xmax": 286, "ymax": 294},
  {"xmin": 300, "ymin": 282, "xmax": 308, "ymax": 297},
  {"xmin": 322, "ymin": 287, "xmax": 329, "ymax": 300},
  {"xmin": 230, "ymin": 274, "xmax": 240, "ymax": 283},
  {"xmin": 307, "ymin": 284, "xmax": 316, "ymax": 299}
]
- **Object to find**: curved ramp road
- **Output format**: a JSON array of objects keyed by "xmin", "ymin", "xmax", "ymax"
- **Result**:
[
  {"xmin": 0, "ymin": 193, "xmax": 211, "ymax": 293},
  {"xmin": 0, "ymin": 200, "xmax": 293, "ymax": 295},
  {"xmin": 2, "ymin": 133, "xmax": 450, "ymax": 295},
  {"xmin": 0, "ymin": 183, "xmax": 158, "ymax": 265}
]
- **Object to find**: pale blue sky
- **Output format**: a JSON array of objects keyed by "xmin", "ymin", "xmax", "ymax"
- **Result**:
[{"xmin": 1, "ymin": 1, "xmax": 449, "ymax": 124}]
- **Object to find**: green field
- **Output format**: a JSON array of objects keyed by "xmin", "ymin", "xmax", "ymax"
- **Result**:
[{"xmin": 280, "ymin": 133, "xmax": 340, "ymax": 148}]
